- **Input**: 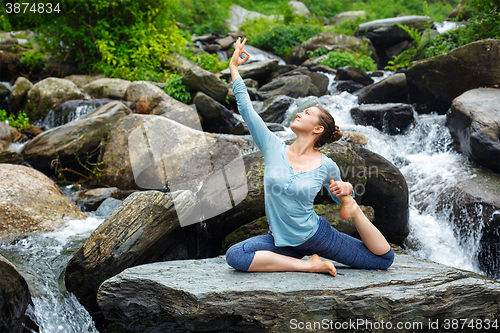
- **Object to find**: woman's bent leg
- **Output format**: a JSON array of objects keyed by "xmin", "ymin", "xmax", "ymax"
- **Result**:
[
  {"xmin": 225, "ymin": 233, "xmax": 336, "ymax": 275},
  {"xmin": 225, "ymin": 233, "xmax": 303, "ymax": 271},
  {"xmin": 295, "ymin": 217, "xmax": 394, "ymax": 270}
]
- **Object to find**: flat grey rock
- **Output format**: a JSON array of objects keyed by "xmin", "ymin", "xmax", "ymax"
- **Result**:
[{"xmin": 98, "ymin": 248, "xmax": 500, "ymax": 332}]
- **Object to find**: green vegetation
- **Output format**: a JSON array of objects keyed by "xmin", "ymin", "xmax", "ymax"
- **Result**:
[
  {"xmin": 0, "ymin": 110, "xmax": 30, "ymax": 131},
  {"xmin": 309, "ymin": 49, "xmax": 377, "ymax": 71},
  {"xmin": 164, "ymin": 74, "xmax": 191, "ymax": 104},
  {"xmin": 20, "ymin": 50, "xmax": 46, "ymax": 72}
]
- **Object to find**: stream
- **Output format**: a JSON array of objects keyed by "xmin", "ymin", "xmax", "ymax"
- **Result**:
[{"xmin": 1, "ymin": 72, "xmax": 499, "ymax": 332}]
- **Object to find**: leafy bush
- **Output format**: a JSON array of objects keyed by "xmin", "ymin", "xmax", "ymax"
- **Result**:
[
  {"xmin": 20, "ymin": 50, "xmax": 46, "ymax": 72},
  {"xmin": 242, "ymin": 19, "xmax": 322, "ymax": 58},
  {"xmin": 0, "ymin": 110, "xmax": 30, "ymax": 130},
  {"xmin": 164, "ymin": 74, "xmax": 191, "ymax": 104},
  {"xmin": 9, "ymin": 0, "xmax": 188, "ymax": 82},
  {"xmin": 315, "ymin": 50, "xmax": 377, "ymax": 71},
  {"xmin": 173, "ymin": 0, "xmax": 232, "ymax": 35}
]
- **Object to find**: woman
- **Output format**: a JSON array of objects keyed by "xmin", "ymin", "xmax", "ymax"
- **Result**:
[{"xmin": 225, "ymin": 37, "xmax": 394, "ymax": 276}]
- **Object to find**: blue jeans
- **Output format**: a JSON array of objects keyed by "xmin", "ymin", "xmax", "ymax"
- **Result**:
[{"xmin": 225, "ymin": 216, "xmax": 394, "ymax": 271}]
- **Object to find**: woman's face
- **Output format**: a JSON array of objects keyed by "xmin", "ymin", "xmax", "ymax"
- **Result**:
[{"xmin": 290, "ymin": 106, "xmax": 323, "ymax": 135}]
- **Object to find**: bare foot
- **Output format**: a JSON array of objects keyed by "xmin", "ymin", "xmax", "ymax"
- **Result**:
[
  {"xmin": 306, "ymin": 254, "xmax": 337, "ymax": 276},
  {"xmin": 339, "ymin": 195, "xmax": 361, "ymax": 220}
]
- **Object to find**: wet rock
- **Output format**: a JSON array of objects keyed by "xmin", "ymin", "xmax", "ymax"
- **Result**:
[
  {"xmin": 354, "ymin": 73, "xmax": 408, "ymax": 104},
  {"xmin": 82, "ymin": 78, "xmax": 131, "ymax": 100},
  {"xmin": 436, "ymin": 171, "xmax": 500, "ymax": 279},
  {"xmin": 221, "ymin": 59, "xmax": 280, "ymax": 81},
  {"xmin": 0, "ymin": 50, "xmax": 20, "ymax": 81},
  {"xmin": 258, "ymin": 95, "xmax": 295, "ymax": 124},
  {"xmin": 97, "ymin": 249, "xmax": 500, "ymax": 333},
  {"xmin": 0, "ymin": 82, "xmax": 11, "ymax": 98},
  {"xmin": 95, "ymin": 197, "xmax": 122, "ymax": 218},
  {"xmin": 354, "ymin": 146, "xmax": 409, "ymax": 246},
  {"xmin": 282, "ymin": 68, "xmax": 330, "ymax": 96},
  {"xmin": 230, "ymin": 122, "xmax": 284, "ymax": 135},
  {"xmin": 288, "ymin": 1, "xmax": 311, "ymax": 17},
  {"xmin": 287, "ymin": 32, "xmax": 377, "ymax": 65},
  {"xmin": 65, "ymin": 190, "xmax": 197, "ymax": 324},
  {"xmin": 26, "ymin": 77, "xmax": 85, "ymax": 121},
  {"xmin": 0, "ymin": 255, "xmax": 39, "ymax": 333},
  {"xmin": 0, "ymin": 121, "xmax": 20, "ymax": 150},
  {"xmin": 309, "ymin": 64, "xmax": 337, "ymax": 75},
  {"xmin": 350, "ymin": 103, "xmax": 415, "ymax": 135},
  {"xmin": 0, "ymin": 164, "xmax": 87, "ymax": 234},
  {"xmin": 74, "ymin": 187, "xmax": 122, "ymax": 211},
  {"xmin": 97, "ymin": 114, "xmax": 248, "ymax": 190},
  {"xmin": 335, "ymin": 80, "xmax": 364, "ymax": 93},
  {"xmin": 0, "ymin": 150, "xmax": 24, "ymax": 164},
  {"xmin": 446, "ymin": 88, "xmax": 500, "ymax": 173},
  {"xmin": 193, "ymin": 92, "xmax": 238, "ymax": 133},
  {"xmin": 21, "ymin": 101, "xmax": 132, "ymax": 176},
  {"xmin": 243, "ymin": 78, "xmax": 259, "ymax": 89},
  {"xmin": 8, "ymin": 77, "xmax": 32, "ymax": 113},
  {"xmin": 182, "ymin": 66, "xmax": 228, "ymax": 103},
  {"xmin": 258, "ymin": 75, "xmax": 320, "ymax": 99},
  {"xmin": 406, "ymin": 39, "xmax": 500, "ymax": 114},
  {"xmin": 42, "ymin": 98, "xmax": 116, "ymax": 129},
  {"xmin": 335, "ymin": 66, "xmax": 374, "ymax": 86},
  {"xmin": 356, "ymin": 16, "xmax": 433, "ymax": 46},
  {"xmin": 301, "ymin": 54, "xmax": 329, "ymax": 68}
]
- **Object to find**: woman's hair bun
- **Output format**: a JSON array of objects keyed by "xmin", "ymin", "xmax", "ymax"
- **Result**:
[{"xmin": 328, "ymin": 125, "xmax": 342, "ymax": 143}]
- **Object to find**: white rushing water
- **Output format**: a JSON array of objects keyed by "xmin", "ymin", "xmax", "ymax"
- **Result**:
[{"xmin": 0, "ymin": 215, "xmax": 103, "ymax": 332}]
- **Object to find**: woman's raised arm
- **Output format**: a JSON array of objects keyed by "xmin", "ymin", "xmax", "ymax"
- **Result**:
[{"xmin": 229, "ymin": 38, "xmax": 282, "ymax": 157}]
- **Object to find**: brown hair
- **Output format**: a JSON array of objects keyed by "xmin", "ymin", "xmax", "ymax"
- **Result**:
[{"xmin": 312, "ymin": 105, "xmax": 342, "ymax": 148}]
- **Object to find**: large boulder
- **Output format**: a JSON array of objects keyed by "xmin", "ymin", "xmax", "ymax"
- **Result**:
[
  {"xmin": 63, "ymin": 74, "xmax": 106, "ymax": 88},
  {"xmin": 335, "ymin": 66, "xmax": 373, "ymax": 86},
  {"xmin": 25, "ymin": 78, "xmax": 85, "ymax": 121},
  {"xmin": 436, "ymin": 171, "xmax": 500, "ymax": 279},
  {"xmin": 0, "ymin": 164, "xmax": 86, "ymax": 234},
  {"xmin": 354, "ymin": 73, "xmax": 408, "ymax": 104},
  {"xmin": 281, "ymin": 67, "xmax": 330, "ymax": 96},
  {"xmin": 221, "ymin": 59, "xmax": 280, "ymax": 81},
  {"xmin": 123, "ymin": 81, "xmax": 200, "ymax": 129},
  {"xmin": 97, "ymin": 250, "xmax": 500, "ymax": 333},
  {"xmin": 8, "ymin": 76, "xmax": 32, "ymax": 113},
  {"xmin": 446, "ymin": 88, "xmax": 500, "ymax": 173},
  {"xmin": 65, "ymin": 189, "xmax": 197, "ymax": 324},
  {"xmin": 406, "ymin": 39, "xmax": 500, "ymax": 114},
  {"xmin": 182, "ymin": 66, "xmax": 229, "ymax": 104},
  {"xmin": 0, "ymin": 122, "xmax": 20, "ymax": 151},
  {"xmin": 356, "ymin": 16, "xmax": 433, "ymax": 46},
  {"xmin": 97, "ymin": 114, "xmax": 248, "ymax": 190},
  {"xmin": 350, "ymin": 103, "xmax": 415, "ymax": 135},
  {"xmin": 257, "ymin": 75, "xmax": 320, "ymax": 99},
  {"xmin": 446, "ymin": 0, "xmax": 471, "ymax": 21},
  {"xmin": 353, "ymin": 146, "xmax": 409, "ymax": 246},
  {"xmin": 0, "ymin": 255, "xmax": 38, "ymax": 333},
  {"xmin": 0, "ymin": 50, "xmax": 20, "ymax": 81},
  {"xmin": 193, "ymin": 92, "xmax": 238, "ymax": 133},
  {"xmin": 287, "ymin": 32, "xmax": 377, "ymax": 65},
  {"xmin": 82, "ymin": 78, "xmax": 131, "ymax": 100},
  {"xmin": 258, "ymin": 95, "xmax": 295, "ymax": 124},
  {"xmin": 21, "ymin": 101, "xmax": 132, "ymax": 175}
]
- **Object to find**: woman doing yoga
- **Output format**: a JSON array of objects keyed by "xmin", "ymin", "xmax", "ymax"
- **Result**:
[{"xmin": 225, "ymin": 38, "xmax": 394, "ymax": 276}]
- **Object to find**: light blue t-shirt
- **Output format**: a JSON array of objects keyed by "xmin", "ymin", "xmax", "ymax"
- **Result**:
[{"xmin": 233, "ymin": 76, "xmax": 351, "ymax": 247}]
